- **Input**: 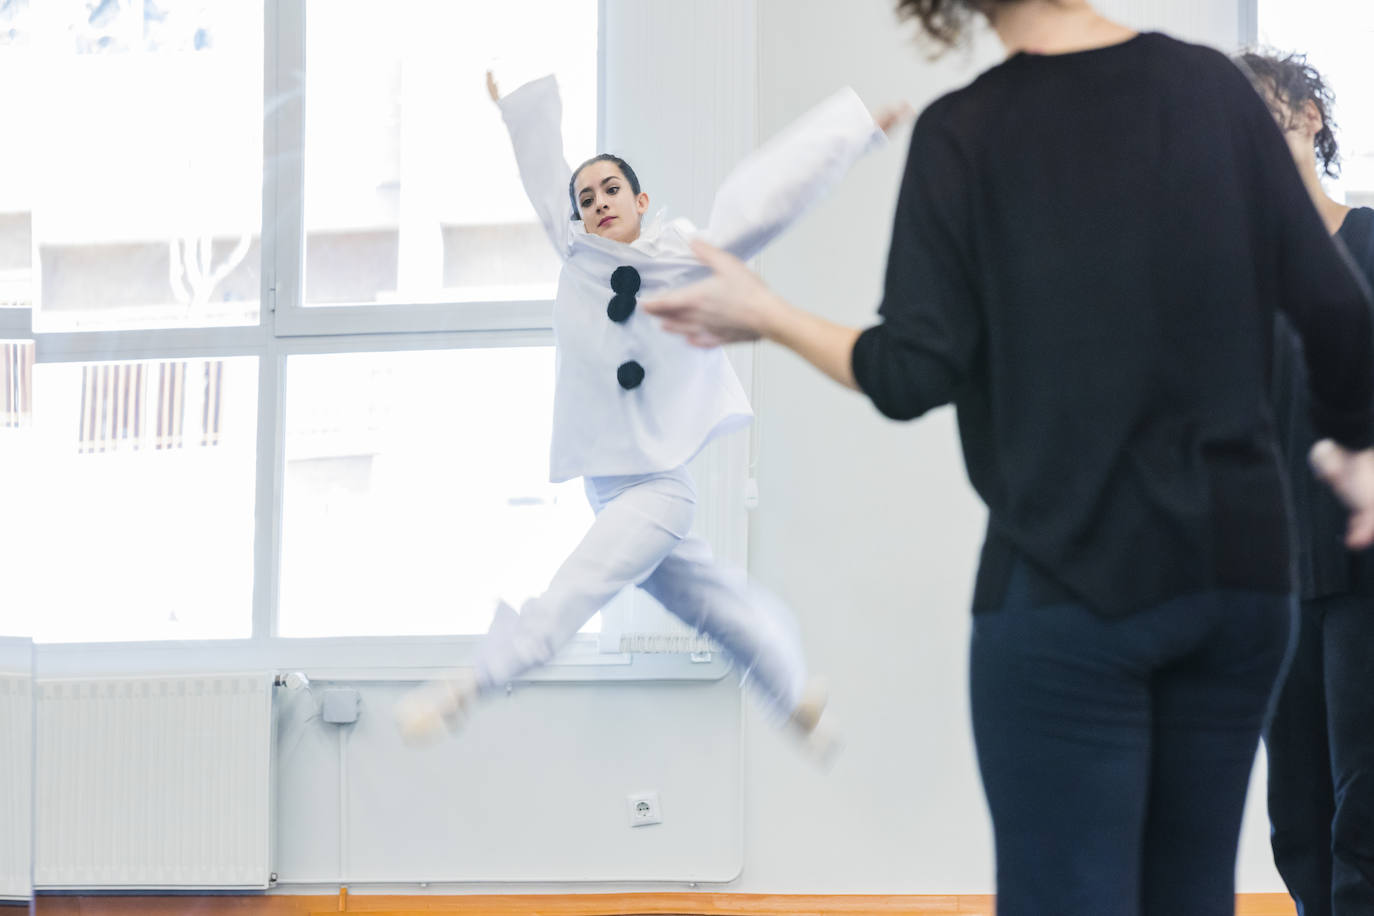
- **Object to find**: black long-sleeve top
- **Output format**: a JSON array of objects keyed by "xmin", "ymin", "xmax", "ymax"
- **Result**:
[
  {"xmin": 1273, "ymin": 207, "xmax": 1374, "ymax": 601},
  {"xmin": 851, "ymin": 33, "xmax": 1374, "ymax": 616}
]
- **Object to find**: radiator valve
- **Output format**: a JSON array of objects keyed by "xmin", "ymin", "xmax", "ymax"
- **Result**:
[{"xmin": 274, "ymin": 671, "xmax": 311, "ymax": 690}]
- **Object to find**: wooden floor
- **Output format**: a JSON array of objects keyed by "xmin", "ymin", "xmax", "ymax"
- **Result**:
[{"xmin": 32, "ymin": 892, "xmax": 1299, "ymax": 915}]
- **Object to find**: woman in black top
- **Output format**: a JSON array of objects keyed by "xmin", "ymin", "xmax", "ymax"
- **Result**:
[
  {"xmin": 1241, "ymin": 49, "xmax": 1374, "ymax": 916},
  {"xmin": 645, "ymin": 1, "xmax": 1374, "ymax": 914}
]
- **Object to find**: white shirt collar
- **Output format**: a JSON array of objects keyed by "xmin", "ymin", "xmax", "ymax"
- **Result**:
[{"xmin": 571, "ymin": 208, "xmax": 682, "ymax": 257}]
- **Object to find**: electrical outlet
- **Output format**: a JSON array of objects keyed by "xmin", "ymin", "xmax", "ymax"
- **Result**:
[{"xmin": 626, "ymin": 791, "xmax": 662, "ymax": 827}]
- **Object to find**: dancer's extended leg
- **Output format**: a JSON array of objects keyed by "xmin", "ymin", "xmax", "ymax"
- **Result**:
[
  {"xmin": 641, "ymin": 536, "xmax": 809, "ymax": 721},
  {"xmin": 474, "ymin": 472, "xmax": 696, "ymax": 688},
  {"xmin": 396, "ymin": 471, "xmax": 694, "ymax": 742}
]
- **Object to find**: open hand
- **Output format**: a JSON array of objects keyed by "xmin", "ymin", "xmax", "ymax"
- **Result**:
[
  {"xmin": 1310, "ymin": 439, "xmax": 1374, "ymax": 549},
  {"xmin": 644, "ymin": 240, "xmax": 787, "ymax": 348}
]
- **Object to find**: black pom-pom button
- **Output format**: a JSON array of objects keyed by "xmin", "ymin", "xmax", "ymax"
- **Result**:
[
  {"xmin": 617, "ymin": 360, "xmax": 645, "ymax": 390},
  {"xmin": 607, "ymin": 293, "xmax": 636, "ymax": 323},
  {"xmin": 611, "ymin": 265, "xmax": 641, "ymax": 295}
]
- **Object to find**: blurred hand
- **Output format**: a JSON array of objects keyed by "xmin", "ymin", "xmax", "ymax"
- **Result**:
[
  {"xmin": 486, "ymin": 70, "xmax": 501, "ymax": 103},
  {"xmin": 872, "ymin": 101, "xmax": 916, "ymax": 136},
  {"xmin": 643, "ymin": 240, "xmax": 787, "ymax": 348},
  {"xmin": 1310, "ymin": 439, "xmax": 1374, "ymax": 548}
]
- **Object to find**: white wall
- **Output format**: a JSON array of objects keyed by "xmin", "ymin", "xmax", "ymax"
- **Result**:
[
  {"xmin": 739, "ymin": 0, "xmax": 1000, "ymax": 891},
  {"xmin": 272, "ymin": 678, "xmax": 743, "ymax": 886},
  {"xmin": 736, "ymin": 0, "xmax": 1280, "ymax": 895}
]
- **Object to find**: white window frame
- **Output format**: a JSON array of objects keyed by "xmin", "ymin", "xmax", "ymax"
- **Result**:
[
  {"xmin": 1241, "ymin": 0, "xmax": 1259, "ymax": 46},
  {"xmin": 25, "ymin": 0, "xmax": 756, "ymax": 683}
]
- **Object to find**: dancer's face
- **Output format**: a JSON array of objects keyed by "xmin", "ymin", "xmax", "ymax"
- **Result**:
[{"xmin": 574, "ymin": 161, "xmax": 650, "ymax": 244}]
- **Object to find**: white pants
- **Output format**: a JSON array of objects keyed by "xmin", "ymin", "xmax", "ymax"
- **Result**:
[{"xmin": 472, "ymin": 467, "xmax": 808, "ymax": 719}]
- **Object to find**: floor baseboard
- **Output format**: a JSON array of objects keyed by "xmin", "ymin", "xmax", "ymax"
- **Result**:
[{"xmin": 32, "ymin": 891, "xmax": 1298, "ymax": 915}]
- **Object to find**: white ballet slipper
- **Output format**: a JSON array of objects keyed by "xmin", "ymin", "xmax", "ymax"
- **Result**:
[
  {"xmin": 394, "ymin": 671, "xmax": 479, "ymax": 746},
  {"xmin": 788, "ymin": 676, "xmax": 829, "ymax": 731},
  {"xmin": 787, "ymin": 676, "xmax": 842, "ymax": 767}
]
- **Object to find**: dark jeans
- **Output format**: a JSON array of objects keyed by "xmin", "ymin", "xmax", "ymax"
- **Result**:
[
  {"xmin": 1266, "ymin": 591, "xmax": 1374, "ymax": 916},
  {"xmin": 971, "ymin": 561, "xmax": 1292, "ymax": 916}
]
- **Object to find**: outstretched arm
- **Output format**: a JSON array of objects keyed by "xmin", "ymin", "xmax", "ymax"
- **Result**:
[
  {"xmin": 491, "ymin": 71, "xmax": 575, "ymax": 258},
  {"xmin": 645, "ymin": 239, "xmax": 861, "ymax": 390},
  {"xmin": 700, "ymin": 88, "xmax": 905, "ymax": 263},
  {"xmin": 649, "ymin": 100, "xmax": 981, "ymax": 426}
]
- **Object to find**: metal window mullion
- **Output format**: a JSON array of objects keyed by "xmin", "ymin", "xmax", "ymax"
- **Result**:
[
  {"xmin": 31, "ymin": 326, "xmax": 268, "ymax": 364},
  {"xmin": 1239, "ymin": 0, "xmax": 1259, "ymax": 48},
  {"xmin": 251, "ymin": 350, "xmax": 286, "ymax": 642},
  {"xmin": 276, "ymin": 327, "xmax": 553, "ymax": 357},
  {"xmin": 268, "ymin": 0, "xmax": 305, "ymax": 336},
  {"xmin": 272, "ymin": 299, "xmax": 554, "ymax": 337},
  {"xmin": 269, "ymin": 0, "xmax": 307, "ymax": 326},
  {"xmin": 597, "ymin": 0, "xmax": 608, "ymax": 153},
  {"xmin": 252, "ymin": 0, "xmax": 304, "ymax": 642},
  {"xmin": 253, "ymin": 0, "xmax": 308, "ymax": 644},
  {"xmin": 30, "ymin": 635, "xmax": 727, "ymax": 681}
]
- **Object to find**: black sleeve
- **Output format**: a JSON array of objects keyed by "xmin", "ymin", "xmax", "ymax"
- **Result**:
[
  {"xmin": 852, "ymin": 99, "xmax": 982, "ymax": 421},
  {"xmin": 1234, "ymin": 69, "xmax": 1374, "ymax": 449}
]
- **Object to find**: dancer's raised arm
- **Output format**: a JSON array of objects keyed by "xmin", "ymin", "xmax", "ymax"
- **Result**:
[
  {"xmin": 491, "ymin": 71, "xmax": 576, "ymax": 257},
  {"xmin": 701, "ymin": 88, "xmax": 905, "ymax": 262}
]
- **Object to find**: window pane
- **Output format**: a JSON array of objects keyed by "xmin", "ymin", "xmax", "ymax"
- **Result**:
[
  {"xmin": 0, "ymin": 5, "xmax": 37, "ymax": 313},
  {"xmin": 278, "ymin": 347, "xmax": 593, "ymax": 637},
  {"xmin": 301, "ymin": 0, "xmax": 597, "ymax": 307},
  {"xmin": 4, "ymin": 1, "xmax": 263, "ymax": 331},
  {"xmin": 0, "ymin": 341, "xmax": 36, "ymax": 639},
  {"xmin": 1258, "ymin": 1, "xmax": 1374, "ymax": 204},
  {"xmin": 0, "ymin": 214, "xmax": 31, "ymax": 311},
  {"xmin": 24, "ymin": 356, "xmax": 258, "ymax": 642}
]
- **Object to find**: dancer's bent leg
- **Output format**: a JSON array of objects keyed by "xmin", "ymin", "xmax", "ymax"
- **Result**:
[
  {"xmin": 473, "ymin": 471, "xmax": 695, "ymax": 689},
  {"xmin": 641, "ymin": 537, "xmax": 808, "ymax": 721}
]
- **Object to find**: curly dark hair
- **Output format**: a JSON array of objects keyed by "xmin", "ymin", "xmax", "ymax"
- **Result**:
[
  {"xmin": 1237, "ymin": 50, "xmax": 1340, "ymax": 178},
  {"xmin": 893, "ymin": 0, "xmax": 1028, "ymax": 49}
]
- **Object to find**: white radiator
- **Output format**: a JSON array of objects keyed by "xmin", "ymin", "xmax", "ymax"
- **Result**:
[
  {"xmin": 0, "ymin": 671, "xmax": 32, "ymax": 902},
  {"xmin": 34, "ymin": 674, "xmax": 273, "ymax": 890}
]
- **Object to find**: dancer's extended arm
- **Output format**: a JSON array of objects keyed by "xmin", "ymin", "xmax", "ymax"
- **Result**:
[
  {"xmin": 701, "ymin": 88, "xmax": 905, "ymax": 262},
  {"xmin": 491, "ymin": 71, "xmax": 576, "ymax": 257}
]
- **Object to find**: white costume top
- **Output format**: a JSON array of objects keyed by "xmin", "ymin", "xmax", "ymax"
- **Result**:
[{"xmin": 498, "ymin": 76, "xmax": 884, "ymax": 483}]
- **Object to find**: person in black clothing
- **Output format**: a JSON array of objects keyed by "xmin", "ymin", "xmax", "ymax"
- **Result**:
[
  {"xmin": 1240, "ymin": 49, "xmax": 1374, "ymax": 916},
  {"xmin": 644, "ymin": 1, "xmax": 1374, "ymax": 914}
]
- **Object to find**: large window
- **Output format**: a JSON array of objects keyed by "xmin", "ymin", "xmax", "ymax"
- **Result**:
[
  {"xmin": 277, "ymin": 347, "xmax": 591, "ymax": 638},
  {"xmin": 3, "ymin": 0, "xmax": 607, "ymax": 647},
  {"xmin": 1257, "ymin": 1, "xmax": 1374, "ymax": 206}
]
